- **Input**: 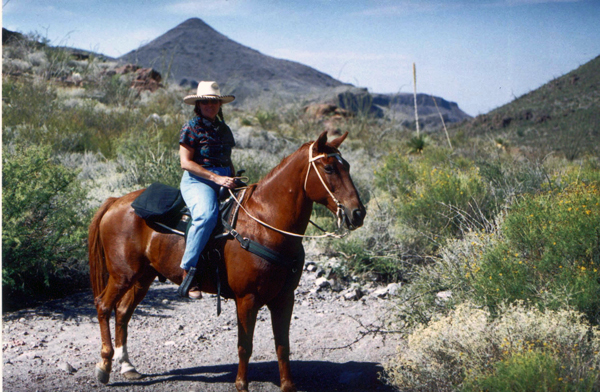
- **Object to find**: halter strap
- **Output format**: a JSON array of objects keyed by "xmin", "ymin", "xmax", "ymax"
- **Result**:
[{"xmin": 304, "ymin": 143, "xmax": 345, "ymax": 228}]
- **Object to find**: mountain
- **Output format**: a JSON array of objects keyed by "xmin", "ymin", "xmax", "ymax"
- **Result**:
[
  {"xmin": 460, "ymin": 55, "xmax": 600, "ymax": 159},
  {"xmin": 119, "ymin": 18, "xmax": 346, "ymax": 106},
  {"xmin": 118, "ymin": 18, "xmax": 471, "ymax": 127}
]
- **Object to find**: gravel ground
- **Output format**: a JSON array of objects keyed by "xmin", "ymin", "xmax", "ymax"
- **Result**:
[{"xmin": 2, "ymin": 258, "xmax": 401, "ymax": 392}]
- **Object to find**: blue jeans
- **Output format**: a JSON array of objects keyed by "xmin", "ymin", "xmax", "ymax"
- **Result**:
[{"xmin": 179, "ymin": 167, "xmax": 231, "ymax": 271}]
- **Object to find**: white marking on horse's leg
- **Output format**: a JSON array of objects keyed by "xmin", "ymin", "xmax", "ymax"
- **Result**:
[{"xmin": 114, "ymin": 344, "xmax": 136, "ymax": 374}]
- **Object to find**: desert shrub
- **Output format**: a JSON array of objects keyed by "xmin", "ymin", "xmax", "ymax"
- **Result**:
[
  {"xmin": 2, "ymin": 77, "xmax": 145, "ymax": 156},
  {"xmin": 115, "ymin": 124, "xmax": 182, "ymax": 188},
  {"xmin": 394, "ymin": 179, "xmax": 600, "ymax": 327},
  {"xmin": 475, "ymin": 153, "xmax": 549, "ymax": 202},
  {"xmin": 2, "ymin": 145, "xmax": 91, "ymax": 310},
  {"xmin": 2, "ymin": 77, "xmax": 59, "ymax": 133},
  {"xmin": 326, "ymin": 196, "xmax": 410, "ymax": 283},
  {"xmin": 470, "ymin": 181, "xmax": 600, "ymax": 322},
  {"xmin": 390, "ymin": 229, "xmax": 497, "ymax": 328},
  {"xmin": 254, "ymin": 109, "xmax": 279, "ymax": 131},
  {"xmin": 375, "ymin": 146, "xmax": 498, "ymax": 254},
  {"xmin": 95, "ymin": 73, "xmax": 140, "ymax": 106},
  {"xmin": 383, "ymin": 302, "xmax": 600, "ymax": 392}
]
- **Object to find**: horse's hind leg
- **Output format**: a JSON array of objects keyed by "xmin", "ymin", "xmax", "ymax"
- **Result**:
[
  {"xmin": 114, "ymin": 268, "xmax": 157, "ymax": 380},
  {"xmin": 268, "ymin": 292, "xmax": 297, "ymax": 392},
  {"xmin": 94, "ymin": 276, "xmax": 132, "ymax": 384}
]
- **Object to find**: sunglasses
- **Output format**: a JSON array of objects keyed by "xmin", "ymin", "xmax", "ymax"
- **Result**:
[{"xmin": 198, "ymin": 99, "xmax": 220, "ymax": 105}]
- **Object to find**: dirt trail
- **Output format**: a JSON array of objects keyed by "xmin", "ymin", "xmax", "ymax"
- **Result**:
[{"xmin": 2, "ymin": 260, "xmax": 400, "ymax": 392}]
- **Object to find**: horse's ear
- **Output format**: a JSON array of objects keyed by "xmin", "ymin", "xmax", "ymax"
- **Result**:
[
  {"xmin": 316, "ymin": 131, "xmax": 328, "ymax": 151},
  {"xmin": 328, "ymin": 132, "xmax": 348, "ymax": 149}
]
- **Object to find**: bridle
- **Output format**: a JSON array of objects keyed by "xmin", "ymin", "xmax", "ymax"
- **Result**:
[
  {"xmin": 227, "ymin": 143, "xmax": 348, "ymax": 239},
  {"xmin": 304, "ymin": 142, "xmax": 346, "ymax": 229}
]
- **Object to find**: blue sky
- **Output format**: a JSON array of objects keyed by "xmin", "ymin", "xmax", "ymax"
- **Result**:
[{"xmin": 3, "ymin": 0, "xmax": 600, "ymax": 116}]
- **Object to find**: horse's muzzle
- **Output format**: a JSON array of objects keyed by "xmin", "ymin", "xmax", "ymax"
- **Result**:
[{"xmin": 343, "ymin": 206, "xmax": 366, "ymax": 230}]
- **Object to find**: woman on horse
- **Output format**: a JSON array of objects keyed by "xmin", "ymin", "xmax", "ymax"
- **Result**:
[{"xmin": 179, "ymin": 81, "xmax": 237, "ymax": 299}]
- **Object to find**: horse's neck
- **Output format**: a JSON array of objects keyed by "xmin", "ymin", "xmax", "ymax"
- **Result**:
[{"xmin": 250, "ymin": 147, "xmax": 313, "ymax": 234}]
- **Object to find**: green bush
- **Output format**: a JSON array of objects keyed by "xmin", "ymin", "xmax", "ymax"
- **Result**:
[
  {"xmin": 2, "ymin": 145, "xmax": 91, "ymax": 310},
  {"xmin": 463, "ymin": 350, "xmax": 597, "ymax": 392},
  {"xmin": 375, "ymin": 147, "xmax": 498, "ymax": 254}
]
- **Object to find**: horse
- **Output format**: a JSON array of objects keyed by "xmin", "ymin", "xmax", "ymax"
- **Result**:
[{"xmin": 88, "ymin": 130, "xmax": 366, "ymax": 392}]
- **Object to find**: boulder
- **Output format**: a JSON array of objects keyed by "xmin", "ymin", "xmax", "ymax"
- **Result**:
[{"xmin": 132, "ymin": 68, "xmax": 162, "ymax": 92}]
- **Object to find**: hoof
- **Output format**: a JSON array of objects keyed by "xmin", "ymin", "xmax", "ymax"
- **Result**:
[
  {"xmin": 122, "ymin": 370, "xmax": 144, "ymax": 380},
  {"xmin": 95, "ymin": 365, "xmax": 110, "ymax": 384},
  {"xmin": 235, "ymin": 379, "xmax": 249, "ymax": 392},
  {"xmin": 281, "ymin": 380, "xmax": 297, "ymax": 392}
]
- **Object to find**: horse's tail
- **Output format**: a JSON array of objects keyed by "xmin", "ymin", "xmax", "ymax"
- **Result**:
[{"xmin": 88, "ymin": 197, "xmax": 118, "ymax": 300}]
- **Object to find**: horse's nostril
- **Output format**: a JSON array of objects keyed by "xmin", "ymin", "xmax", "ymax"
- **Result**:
[{"xmin": 352, "ymin": 208, "xmax": 365, "ymax": 225}]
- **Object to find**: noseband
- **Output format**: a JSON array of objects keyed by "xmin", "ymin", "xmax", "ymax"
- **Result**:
[{"xmin": 304, "ymin": 142, "xmax": 346, "ymax": 228}]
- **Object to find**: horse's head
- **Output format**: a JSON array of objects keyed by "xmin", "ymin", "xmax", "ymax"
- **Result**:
[{"xmin": 304, "ymin": 131, "xmax": 366, "ymax": 230}]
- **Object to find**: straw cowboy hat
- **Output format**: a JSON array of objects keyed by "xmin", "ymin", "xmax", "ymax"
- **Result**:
[{"xmin": 183, "ymin": 81, "xmax": 235, "ymax": 105}]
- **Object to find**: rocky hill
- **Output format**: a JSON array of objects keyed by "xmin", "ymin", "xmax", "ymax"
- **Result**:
[
  {"xmin": 118, "ymin": 18, "xmax": 470, "ymax": 128},
  {"xmin": 459, "ymin": 55, "xmax": 600, "ymax": 159},
  {"xmin": 119, "ymin": 18, "xmax": 346, "ymax": 107}
]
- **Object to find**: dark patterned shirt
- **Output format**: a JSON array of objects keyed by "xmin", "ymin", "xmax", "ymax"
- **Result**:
[{"xmin": 179, "ymin": 115, "xmax": 235, "ymax": 167}]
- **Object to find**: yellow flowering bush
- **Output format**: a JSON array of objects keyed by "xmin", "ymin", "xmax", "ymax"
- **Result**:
[
  {"xmin": 471, "ymin": 181, "xmax": 600, "ymax": 322},
  {"xmin": 384, "ymin": 302, "xmax": 600, "ymax": 391}
]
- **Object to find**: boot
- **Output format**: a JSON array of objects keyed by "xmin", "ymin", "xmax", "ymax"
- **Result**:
[{"xmin": 178, "ymin": 267, "xmax": 202, "ymax": 299}]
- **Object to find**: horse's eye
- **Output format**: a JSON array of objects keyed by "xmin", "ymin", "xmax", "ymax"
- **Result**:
[{"xmin": 324, "ymin": 165, "xmax": 335, "ymax": 174}]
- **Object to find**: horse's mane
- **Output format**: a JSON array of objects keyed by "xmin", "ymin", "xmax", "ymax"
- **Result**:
[{"xmin": 256, "ymin": 142, "xmax": 311, "ymax": 186}]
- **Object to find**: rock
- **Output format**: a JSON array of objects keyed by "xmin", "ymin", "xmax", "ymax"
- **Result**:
[
  {"xmin": 343, "ymin": 288, "xmax": 362, "ymax": 301},
  {"xmin": 387, "ymin": 283, "xmax": 401, "ymax": 296},
  {"xmin": 303, "ymin": 103, "xmax": 352, "ymax": 119},
  {"xmin": 304, "ymin": 261, "xmax": 317, "ymax": 272},
  {"xmin": 372, "ymin": 287, "xmax": 389, "ymax": 298},
  {"xmin": 132, "ymin": 68, "xmax": 162, "ymax": 92},
  {"xmin": 436, "ymin": 290, "xmax": 452, "ymax": 301},
  {"xmin": 58, "ymin": 362, "xmax": 76, "ymax": 374},
  {"xmin": 330, "ymin": 279, "xmax": 344, "ymax": 293},
  {"xmin": 115, "ymin": 64, "xmax": 140, "ymax": 75},
  {"xmin": 145, "ymin": 113, "xmax": 162, "ymax": 124},
  {"xmin": 314, "ymin": 277, "xmax": 330, "ymax": 290}
]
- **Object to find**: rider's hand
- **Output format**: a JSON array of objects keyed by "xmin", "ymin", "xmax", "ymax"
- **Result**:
[{"xmin": 214, "ymin": 175, "xmax": 236, "ymax": 189}]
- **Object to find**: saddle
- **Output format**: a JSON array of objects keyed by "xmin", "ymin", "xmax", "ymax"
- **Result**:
[{"xmin": 131, "ymin": 182, "xmax": 237, "ymax": 238}]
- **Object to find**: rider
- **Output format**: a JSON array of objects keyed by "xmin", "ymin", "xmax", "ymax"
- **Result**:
[{"xmin": 178, "ymin": 81, "xmax": 237, "ymax": 299}]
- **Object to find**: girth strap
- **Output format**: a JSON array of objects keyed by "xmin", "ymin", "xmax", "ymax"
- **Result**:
[
  {"xmin": 221, "ymin": 190, "xmax": 304, "ymax": 269},
  {"xmin": 228, "ymin": 228, "xmax": 304, "ymax": 268}
]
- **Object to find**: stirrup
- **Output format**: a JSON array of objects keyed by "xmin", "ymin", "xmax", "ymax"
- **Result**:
[{"xmin": 178, "ymin": 267, "xmax": 197, "ymax": 298}]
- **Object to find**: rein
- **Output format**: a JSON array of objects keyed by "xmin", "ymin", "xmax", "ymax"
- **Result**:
[{"xmin": 227, "ymin": 143, "xmax": 348, "ymax": 239}]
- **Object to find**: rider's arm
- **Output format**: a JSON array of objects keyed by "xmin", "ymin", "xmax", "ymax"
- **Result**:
[{"xmin": 179, "ymin": 144, "xmax": 236, "ymax": 189}]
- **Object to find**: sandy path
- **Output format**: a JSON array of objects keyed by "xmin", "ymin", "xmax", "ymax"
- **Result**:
[{"xmin": 2, "ymin": 264, "xmax": 400, "ymax": 392}]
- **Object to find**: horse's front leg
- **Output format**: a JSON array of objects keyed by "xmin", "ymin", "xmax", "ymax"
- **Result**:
[
  {"xmin": 114, "ymin": 269, "xmax": 156, "ymax": 380},
  {"xmin": 235, "ymin": 294, "xmax": 260, "ymax": 392},
  {"xmin": 268, "ymin": 292, "xmax": 297, "ymax": 392}
]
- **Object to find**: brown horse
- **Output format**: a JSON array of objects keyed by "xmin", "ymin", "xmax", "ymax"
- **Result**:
[{"xmin": 88, "ymin": 131, "xmax": 365, "ymax": 392}]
